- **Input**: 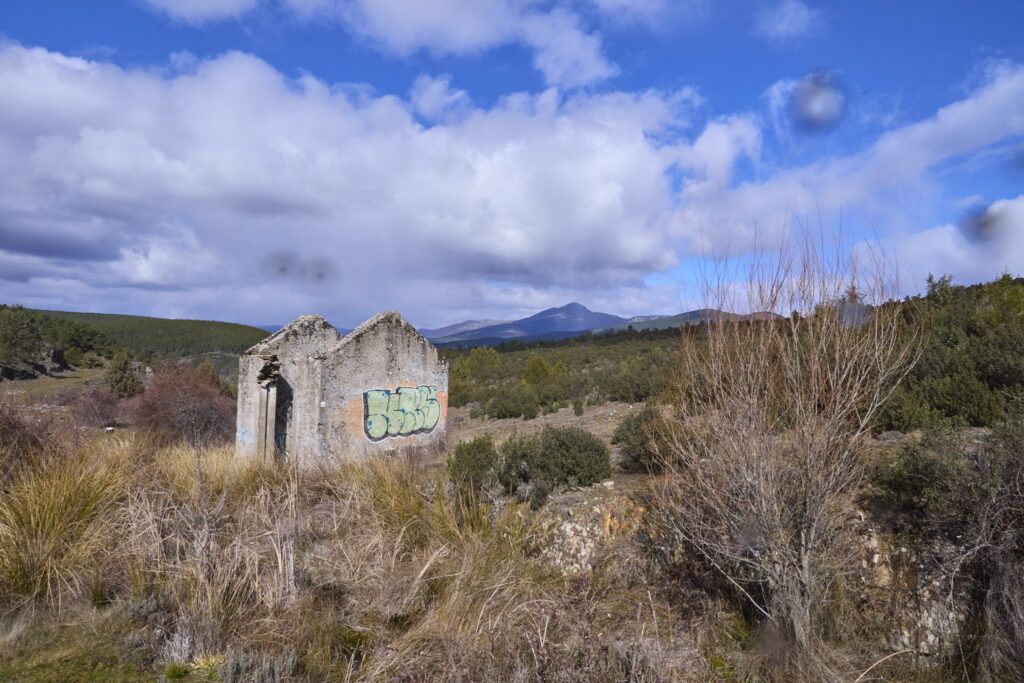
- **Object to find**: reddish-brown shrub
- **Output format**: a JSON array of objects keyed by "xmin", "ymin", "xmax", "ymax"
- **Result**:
[
  {"xmin": 0, "ymin": 397, "xmax": 81, "ymax": 481},
  {"xmin": 69, "ymin": 386, "xmax": 123, "ymax": 428},
  {"xmin": 0, "ymin": 397, "xmax": 49, "ymax": 457},
  {"xmin": 130, "ymin": 364, "xmax": 236, "ymax": 446}
]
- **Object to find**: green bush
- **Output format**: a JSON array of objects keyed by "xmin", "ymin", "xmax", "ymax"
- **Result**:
[
  {"xmin": 497, "ymin": 432, "xmax": 545, "ymax": 505},
  {"xmin": 105, "ymin": 351, "xmax": 142, "ymax": 398},
  {"xmin": 521, "ymin": 355, "xmax": 553, "ymax": 384},
  {"xmin": 63, "ymin": 346, "xmax": 84, "ymax": 367},
  {"xmin": 540, "ymin": 426, "xmax": 611, "ymax": 487},
  {"xmin": 878, "ymin": 274, "xmax": 1024, "ymax": 431},
  {"xmin": 572, "ymin": 396, "xmax": 583, "ymax": 416},
  {"xmin": 79, "ymin": 353, "xmax": 104, "ymax": 369},
  {"xmin": 611, "ymin": 404, "xmax": 663, "ymax": 473},
  {"xmin": 498, "ymin": 427, "xmax": 610, "ymax": 506},
  {"xmin": 873, "ymin": 427, "xmax": 1003, "ymax": 534},
  {"xmin": 486, "ymin": 384, "xmax": 538, "ymax": 420},
  {"xmin": 873, "ymin": 431, "xmax": 965, "ymax": 517},
  {"xmin": 0, "ymin": 305, "xmax": 43, "ymax": 364},
  {"xmin": 447, "ymin": 436, "xmax": 499, "ymax": 493}
]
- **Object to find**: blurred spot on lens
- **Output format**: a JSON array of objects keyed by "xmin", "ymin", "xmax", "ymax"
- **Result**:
[
  {"xmin": 788, "ymin": 71, "xmax": 845, "ymax": 134},
  {"xmin": 958, "ymin": 204, "xmax": 1007, "ymax": 244},
  {"xmin": 262, "ymin": 249, "xmax": 300, "ymax": 279}
]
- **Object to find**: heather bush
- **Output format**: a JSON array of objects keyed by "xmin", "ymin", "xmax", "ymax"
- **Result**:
[
  {"xmin": 611, "ymin": 403, "xmax": 665, "ymax": 473},
  {"xmin": 69, "ymin": 385, "xmax": 123, "ymax": 428},
  {"xmin": 132, "ymin": 364, "xmax": 236, "ymax": 446},
  {"xmin": 498, "ymin": 426, "xmax": 610, "ymax": 506},
  {"xmin": 447, "ymin": 435, "xmax": 498, "ymax": 493}
]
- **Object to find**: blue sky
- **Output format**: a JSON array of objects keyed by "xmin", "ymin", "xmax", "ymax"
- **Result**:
[{"xmin": 0, "ymin": 0, "xmax": 1022, "ymax": 328}]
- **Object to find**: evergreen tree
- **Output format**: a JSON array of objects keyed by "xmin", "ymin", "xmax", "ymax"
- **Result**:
[
  {"xmin": 0, "ymin": 305, "xmax": 43, "ymax": 363},
  {"xmin": 105, "ymin": 351, "xmax": 142, "ymax": 397}
]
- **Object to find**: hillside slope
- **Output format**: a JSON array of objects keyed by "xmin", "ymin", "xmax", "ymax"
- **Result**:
[{"xmin": 27, "ymin": 309, "xmax": 269, "ymax": 357}]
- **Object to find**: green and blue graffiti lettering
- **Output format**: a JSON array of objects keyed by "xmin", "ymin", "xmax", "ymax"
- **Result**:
[{"xmin": 364, "ymin": 385, "xmax": 441, "ymax": 441}]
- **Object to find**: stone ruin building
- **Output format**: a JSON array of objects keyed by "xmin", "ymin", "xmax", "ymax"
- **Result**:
[{"xmin": 235, "ymin": 311, "xmax": 448, "ymax": 468}]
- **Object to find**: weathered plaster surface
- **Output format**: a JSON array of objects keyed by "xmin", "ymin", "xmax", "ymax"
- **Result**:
[{"xmin": 236, "ymin": 312, "xmax": 448, "ymax": 468}]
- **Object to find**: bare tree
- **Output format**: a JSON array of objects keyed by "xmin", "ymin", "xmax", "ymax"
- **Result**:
[{"xmin": 647, "ymin": 233, "xmax": 920, "ymax": 671}]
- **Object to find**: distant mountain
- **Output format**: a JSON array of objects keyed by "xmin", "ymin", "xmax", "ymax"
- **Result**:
[
  {"xmin": 419, "ymin": 318, "xmax": 512, "ymax": 338},
  {"xmin": 431, "ymin": 302, "xmax": 628, "ymax": 344},
  {"xmin": 593, "ymin": 309, "xmax": 781, "ymax": 334}
]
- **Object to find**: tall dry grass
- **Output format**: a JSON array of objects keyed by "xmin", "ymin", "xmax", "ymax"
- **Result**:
[
  {"xmin": 0, "ymin": 398, "xmax": 682, "ymax": 680},
  {"xmin": 0, "ymin": 449, "xmax": 125, "ymax": 608}
]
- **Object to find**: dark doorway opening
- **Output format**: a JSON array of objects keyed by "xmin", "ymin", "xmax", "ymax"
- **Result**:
[{"xmin": 274, "ymin": 377, "xmax": 293, "ymax": 461}]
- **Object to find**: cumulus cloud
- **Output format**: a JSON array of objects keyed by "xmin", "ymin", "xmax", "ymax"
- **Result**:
[
  {"xmin": 280, "ymin": 0, "xmax": 618, "ymax": 88},
  {"xmin": 0, "ymin": 44, "xmax": 691, "ymax": 325},
  {"xmin": 139, "ymin": 0, "xmax": 620, "ymax": 89},
  {"xmin": 520, "ymin": 8, "xmax": 619, "ymax": 88},
  {"xmin": 410, "ymin": 74, "xmax": 471, "ymax": 121},
  {"xmin": 143, "ymin": 0, "xmax": 260, "ymax": 23},
  {"xmin": 4, "ymin": 41, "xmax": 1024, "ymax": 325},
  {"xmin": 754, "ymin": 0, "xmax": 819, "ymax": 41},
  {"xmin": 673, "ymin": 63, "xmax": 1024, "ymax": 256},
  {"xmin": 888, "ymin": 195, "xmax": 1024, "ymax": 287}
]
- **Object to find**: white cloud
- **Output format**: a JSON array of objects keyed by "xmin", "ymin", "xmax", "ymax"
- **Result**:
[
  {"xmin": 141, "ymin": 0, "xmax": 618, "ymax": 89},
  {"xmin": 520, "ymin": 8, "xmax": 618, "ymax": 88},
  {"xmin": 0, "ymin": 44, "xmax": 690, "ymax": 325},
  {"xmin": 143, "ymin": 0, "xmax": 260, "ymax": 23},
  {"xmin": 672, "ymin": 63, "xmax": 1024, "ymax": 256},
  {"xmin": 754, "ymin": 0, "xmax": 819, "ymax": 41},
  {"xmin": 5, "ymin": 42, "xmax": 1024, "ymax": 325},
  {"xmin": 888, "ymin": 195, "xmax": 1024, "ymax": 288},
  {"xmin": 410, "ymin": 75, "xmax": 471, "ymax": 121},
  {"xmin": 678, "ymin": 114, "xmax": 761, "ymax": 190},
  {"xmin": 280, "ymin": 0, "xmax": 617, "ymax": 88}
]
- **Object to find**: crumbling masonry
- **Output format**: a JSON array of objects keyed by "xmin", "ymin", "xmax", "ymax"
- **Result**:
[{"xmin": 235, "ymin": 312, "xmax": 448, "ymax": 467}]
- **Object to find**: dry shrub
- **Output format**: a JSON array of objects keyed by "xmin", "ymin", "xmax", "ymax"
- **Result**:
[
  {"xmin": 121, "ymin": 445, "xmax": 297, "ymax": 663},
  {"xmin": 292, "ymin": 456, "xmax": 679, "ymax": 680},
  {"xmin": 0, "ymin": 398, "xmax": 52, "ymax": 469},
  {"xmin": 646, "ymin": 235, "xmax": 919, "ymax": 676},
  {"xmin": 131, "ymin": 364, "xmax": 236, "ymax": 446},
  {"xmin": 0, "ymin": 421, "xmax": 683, "ymax": 678},
  {"xmin": 69, "ymin": 385, "xmax": 123, "ymax": 428}
]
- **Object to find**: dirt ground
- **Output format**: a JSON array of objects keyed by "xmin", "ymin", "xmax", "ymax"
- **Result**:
[
  {"xmin": 0, "ymin": 367, "xmax": 104, "ymax": 402},
  {"xmin": 447, "ymin": 400, "xmax": 644, "ymax": 447}
]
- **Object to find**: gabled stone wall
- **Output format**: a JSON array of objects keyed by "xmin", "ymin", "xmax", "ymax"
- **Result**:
[{"xmin": 236, "ymin": 312, "xmax": 447, "ymax": 468}]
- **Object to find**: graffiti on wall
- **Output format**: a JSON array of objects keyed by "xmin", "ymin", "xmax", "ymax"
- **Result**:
[{"xmin": 364, "ymin": 385, "xmax": 441, "ymax": 441}]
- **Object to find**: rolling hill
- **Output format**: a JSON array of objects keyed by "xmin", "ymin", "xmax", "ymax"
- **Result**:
[{"xmin": 27, "ymin": 309, "xmax": 270, "ymax": 357}]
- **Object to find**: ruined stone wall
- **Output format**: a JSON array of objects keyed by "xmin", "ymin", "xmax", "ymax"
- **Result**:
[
  {"xmin": 235, "ymin": 315, "xmax": 342, "ymax": 463},
  {"xmin": 317, "ymin": 312, "xmax": 448, "ymax": 465},
  {"xmin": 236, "ymin": 312, "xmax": 447, "ymax": 468}
]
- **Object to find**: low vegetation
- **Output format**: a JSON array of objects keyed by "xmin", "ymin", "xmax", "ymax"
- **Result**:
[
  {"xmin": 0, "ymin": 406, "xmax": 673, "ymax": 681},
  {"xmin": 7, "ymin": 247, "xmax": 1024, "ymax": 679}
]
